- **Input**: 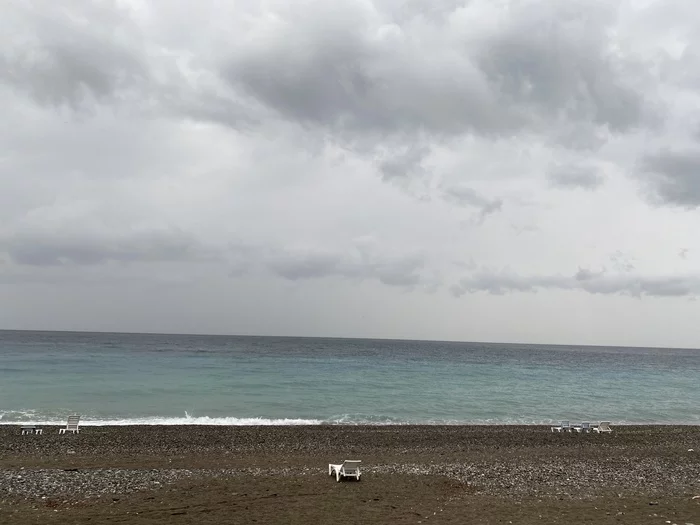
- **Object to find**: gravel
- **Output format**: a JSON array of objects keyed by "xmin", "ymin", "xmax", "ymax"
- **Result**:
[
  {"xmin": 1, "ymin": 424, "xmax": 698, "ymax": 501},
  {"xmin": 0, "ymin": 468, "xmax": 198, "ymax": 500},
  {"xmin": 2, "ymin": 456, "xmax": 698, "ymax": 501}
]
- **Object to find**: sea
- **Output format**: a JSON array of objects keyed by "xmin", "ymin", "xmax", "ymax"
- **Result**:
[{"xmin": 1, "ymin": 330, "xmax": 698, "ymax": 426}]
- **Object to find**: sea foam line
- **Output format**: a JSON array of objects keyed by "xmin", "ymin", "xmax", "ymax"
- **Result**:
[
  {"xmin": 1, "ymin": 410, "xmax": 698, "ymax": 426},
  {"xmin": 1, "ymin": 416, "xmax": 695, "ymax": 426},
  {"xmin": 0, "ymin": 415, "xmax": 323, "ymax": 426}
]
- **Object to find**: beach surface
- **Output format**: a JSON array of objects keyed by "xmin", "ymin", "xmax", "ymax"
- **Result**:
[{"xmin": 1, "ymin": 425, "xmax": 699, "ymax": 524}]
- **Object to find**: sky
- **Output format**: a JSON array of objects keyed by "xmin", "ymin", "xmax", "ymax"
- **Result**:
[{"xmin": 2, "ymin": 0, "xmax": 700, "ymax": 348}]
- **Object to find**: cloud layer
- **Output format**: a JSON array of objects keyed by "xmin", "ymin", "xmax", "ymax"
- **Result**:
[
  {"xmin": 451, "ymin": 267, "xmax": 700, "ymax": 298},
  {"xmin": 2, "ymin": 0, "xmax": 700, "ymax": 346}
]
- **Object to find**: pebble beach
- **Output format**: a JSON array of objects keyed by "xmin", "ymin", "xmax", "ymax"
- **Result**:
[{"xmin": 1, "ymin": 425, "xmax": 699, "ymax": 524}]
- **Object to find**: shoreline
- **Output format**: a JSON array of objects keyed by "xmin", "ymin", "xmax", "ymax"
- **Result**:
[
  {"xmin": 3, "ymin": 421, "xmax": 700, "ymax": 426},
  {"xmin": 2, "ymin": 425, "xmax": 699, "ymax": 523}
]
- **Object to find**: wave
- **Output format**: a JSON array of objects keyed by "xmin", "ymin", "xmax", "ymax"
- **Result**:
[
  {"xmin": 1, "ymin": 410, "xmax": 696, "ymax": 426},
  {"xmin": 23, "ymin": 417, "xmax": 325, "ymax": 426},
  {"xmin": 0, "ymin": 410, "xmax": 321, "ymax": 426},
  {"xmin": 0, "ymin": 413, "xmax": 405, "ymax": 426}
]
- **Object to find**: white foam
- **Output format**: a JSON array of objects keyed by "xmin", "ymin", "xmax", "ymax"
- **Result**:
[
  {"xmin": 0, "ymin": 415, "xmax": 323, "ymax": 426},
  {"xmin": 1, "ymin": 410, "xmax": 697, "ymax": 426}
]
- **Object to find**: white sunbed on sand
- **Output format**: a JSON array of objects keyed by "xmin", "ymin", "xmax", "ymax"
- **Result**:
[
  {"xmin": 59, "ymin": 415, "xmax": 80, "ymax": 434},
  {"xmin": 551, "ymin": 420, "xmax": 572, "ymax": 432},
  {"xmin": 328, "ymin": 460, "xmax": 362, "ymax": 482},
  {"xmin": 593, "ymin": 421, "xmax": 612, "ymax": 433}
]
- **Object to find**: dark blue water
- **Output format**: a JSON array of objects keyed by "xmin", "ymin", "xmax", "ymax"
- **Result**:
[{"xmin": 1, "ymin": 330, "xmax": 698, "ymax": 425}]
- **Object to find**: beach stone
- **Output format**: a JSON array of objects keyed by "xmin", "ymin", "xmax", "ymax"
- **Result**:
[{"xmin": 1, "ymin": 424, "xmax": 699, "ymax": 504}]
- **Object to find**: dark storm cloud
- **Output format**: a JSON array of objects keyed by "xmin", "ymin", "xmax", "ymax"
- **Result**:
[
  {"xmin": 0, "ymin": 229, "xmax": 213, "ymax": 266},
  {"xmin": 451, "ymin": 267, "xmax": 700, "ymax": 298},
  {"xmin": 548, "ymin": 164, "xmax": 605, "ymax": 190},
  {"xmin": 640, "ymin": 149, "xmax": 700, "ymax": 208}
]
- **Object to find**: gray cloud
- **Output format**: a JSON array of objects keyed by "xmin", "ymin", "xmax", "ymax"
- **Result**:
[
  {"xmin": 170, "ymin": 90, "xmax": 261, "ymax": 131},
  {"xmin": 640, "ymin": 149, "xmax": 700, "ymax": 208},
  {"xmin": 441, "ymin": 185, "xmax": 503, "ymax": 223},
  {"xmin": 451, "ymin": 267, "xmax": 700, "ymax": 298},
  {"xmin": 266, "ymin": 248, "xmax": 429, "ymax": 288},
  {"xmin": 476, "ymin": 2, "xmax": 644, "ymax": 132},
  {"xmin": 548, "ymin": 164, "xmax": 605, "ymax": 190},
  {"xmin": 0, "ymin": 0, "xmax": 658, "ymax": 214},
  {"xmin": 219, "ymin": 0, "xmax": 648, "ymax": 145},
  {"xmin": 450, "ymin": 270, "xmax": 563, "ymax": 296},
  {"xmin": 3, "ymin": 0, "xmax": 700, "ymax": 345},
  {"xmin": 0, "ymin": 229, "xmax": 213, "ymax": 266},
  {"xmin": 0, "ymin": 234, "xmax": 433, "ymax": 291},
  {"xmin": 0, "ymin": 1, "xmax": 147, "ymax": 110},
  {"xmin": 377, "ymin": 144, "xmax": 429, "ymax": 181},
  {"xmin": 0, "ymin": 40, "xmax": 145, "ymax": 110},
  {"xmin": 222, "ymin": 11, "xmax": 511, "ymax": 138},
  {"xmin": 267, "ymin": 251, "xmax": 346, "ymax": 281}
]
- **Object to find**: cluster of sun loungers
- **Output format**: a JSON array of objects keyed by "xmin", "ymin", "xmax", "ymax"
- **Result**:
[
  {"xmin": 20, "ymin": 415, "xmax": 80, "ymax": 435},
  {"xmin": 551, "ymin": 421, "xmax": 612, "ymax": 433}
]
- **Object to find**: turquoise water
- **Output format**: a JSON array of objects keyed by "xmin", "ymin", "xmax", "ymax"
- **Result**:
[{"xmin": 1, "ymin": 330, "xmax": 698, "ymax": 425}]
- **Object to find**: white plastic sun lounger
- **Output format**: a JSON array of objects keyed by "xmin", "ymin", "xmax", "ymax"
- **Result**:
[
  {"xmin": 59, "ymin": 415, "xmax": 80, "ymax": 434},
  {"xmin": 593, "ymin": 421, "xmax": 612, "ymax": 433},
  {"xmin": 574, "ymin": 422, "xmax": 591, "ymax": 433},
  {"xmin": 551, "ymin": 420, "xmax": 572, "ymax": 432},
  {"xmin": 328, "ymin": 460, "xmax": 362, "ymax": 482}
]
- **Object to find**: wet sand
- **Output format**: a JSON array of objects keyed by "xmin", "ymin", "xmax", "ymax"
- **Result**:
[{"xmin": 1, "ymin": 425, "xmax": 699, "ymax": 524}]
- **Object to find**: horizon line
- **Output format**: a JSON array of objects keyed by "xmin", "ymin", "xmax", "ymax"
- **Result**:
[{"xmin": 1, "ymin": 327, "xmax": 698, "ymax": 351}]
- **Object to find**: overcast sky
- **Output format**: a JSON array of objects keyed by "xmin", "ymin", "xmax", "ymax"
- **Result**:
[{"xmin": 2, "ymin": 0, "xmax": 700, "ymax": 348}]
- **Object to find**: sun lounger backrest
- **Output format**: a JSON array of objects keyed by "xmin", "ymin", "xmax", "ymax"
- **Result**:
[
  {"xmin": 66, "ymin": 415, "xmax": 80, "ymax": 429},
  {"xmin": 342, "ymin": 460, "xmax": 361, "ymax": 473},
  {"xmin": 599, "ymin": 421, "xmax": 611, "ymax": 431}
]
